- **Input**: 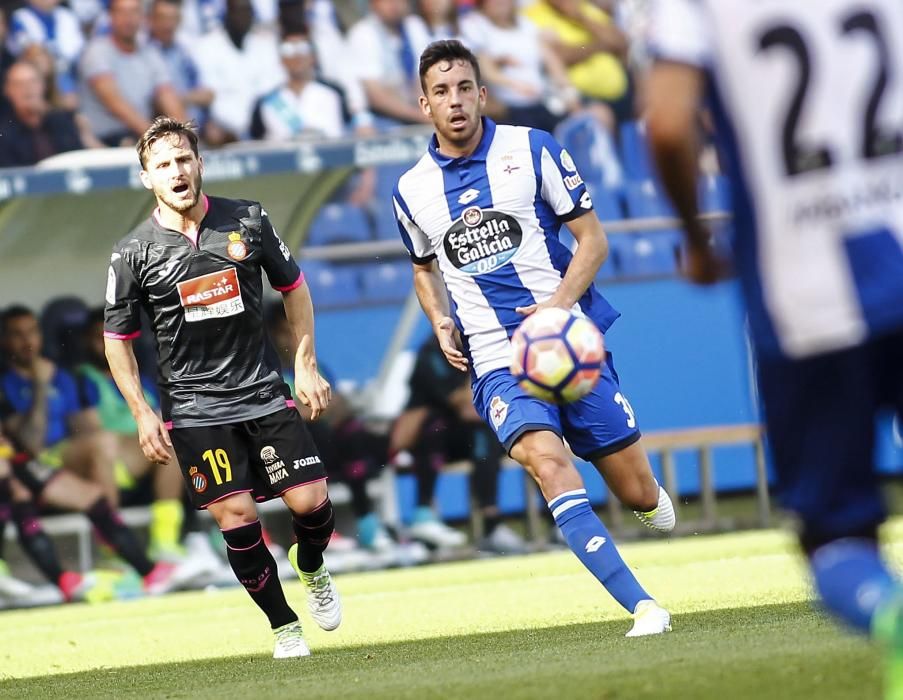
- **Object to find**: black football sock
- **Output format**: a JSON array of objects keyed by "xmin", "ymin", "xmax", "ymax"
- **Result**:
[
  {"xmin": 222, "ymin": 519, "xmax": 297, "ymax": 629},
  {"xmin": 347, "ymin": 478, "xmax": 372, "ymax": 519},
  {"xmin": 291, "ymin": 498, "xmax": 335, "ymax": 573},
  {"xmin": 11, "ymin": 500, "xmax": 63, "ymax": 583},
  {"xmin": 86, "ymin": 498, "xmax": 154, "ymax": 577},
  {"xmin": 469, "ymin": 423, "xmax": 503, "ymax": 535}
]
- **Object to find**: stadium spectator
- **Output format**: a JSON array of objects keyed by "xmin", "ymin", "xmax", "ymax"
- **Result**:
[
  {"xmin": 77, "ymin": 309, "xmax": 187, "ymax": 561},
  {"xmin": 404, "ymin": 0, "xmax": 461, "ymax": 58},
  {"xmin": 0, "ymin": 305, "xmax": 121, "ymax": 504},
  {"xmin": 460, "ymin": 0, "xmax": 579, "ymax": 132},
  {"xmin": 347, "ymin": 0, "xmax": 431, "ymax": 126},
  {"xmin": 147, "ymin": 0, "xmax": 213, "ymax": 130},
  {"xmin": 78, "ymin": 0, "xmax": 187, "ymax": 147},
  {"xmin": 0, "ymin": 60, "xmax": 84, "ymax": 167},
  {"xmin": 287, "ymin": 0, "xmax": 374, "ymax": 132},
  {"xmin": 523, "ymin": 0, "xmax": 632, "ymax": 121},
  {"xmin": 6, "ymin": 0, "xmax": 85, "ymax": 83},
  {"xmin": 192, "ymin": 0, "xmax": 284, "ymax": 144},
  {"xmin": 249, "ymin": 28, "xmax": 344, "ymax": 141}
]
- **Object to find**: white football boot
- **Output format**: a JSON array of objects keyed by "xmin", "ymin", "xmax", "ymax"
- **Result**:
[
  {"xmin": 633, "ymin": 484, "xmax": 676, "ymax": 534},
  {"xmin": 289, "ymin": 544, "xmax": 342, "ymax": 631},
  {"xmin": 626, "ymin": 600, "xmax": 673, "ymax": 637},
  {"xmin": 272, "ymin": 621, "xmax": 311, "ymax": 659}
]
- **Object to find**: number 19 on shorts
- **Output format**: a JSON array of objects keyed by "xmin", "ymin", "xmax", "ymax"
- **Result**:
[{"xmin": 203, "ymin": 448, "xmax": 233, "ymax": 485}]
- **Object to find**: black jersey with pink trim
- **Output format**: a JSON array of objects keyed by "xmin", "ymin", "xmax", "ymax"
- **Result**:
[{"xmin": 104, "ymin": 195, "xmax": 303, "ymax": 427}]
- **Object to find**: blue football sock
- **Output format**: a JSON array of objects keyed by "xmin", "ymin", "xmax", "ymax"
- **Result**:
[
  {"xmin": 811, "ymin": 538, "xmax": 898, "ymax": 633},
  {"xmin": 549, "ymin": 489, "xmax": 650, "ymax": 612}
]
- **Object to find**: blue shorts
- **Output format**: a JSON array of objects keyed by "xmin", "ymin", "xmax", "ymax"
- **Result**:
[
  {"xmin": 472, "ymin": 352, "xmax": 641, "ymax": 461},
  {"xmin": 757, "ymin": 330, "xmax": 903, "ymax": 542}
]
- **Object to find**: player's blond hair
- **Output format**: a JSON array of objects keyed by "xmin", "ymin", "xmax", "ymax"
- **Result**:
[{"xmin": 137, "ymin": 117, "xmax": 199, "ymax": 169}]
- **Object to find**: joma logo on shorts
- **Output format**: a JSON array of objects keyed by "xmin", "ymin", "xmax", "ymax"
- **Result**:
[{"xmin": 293, "ymin": 456, "xmax": 322, "ymax": 469}]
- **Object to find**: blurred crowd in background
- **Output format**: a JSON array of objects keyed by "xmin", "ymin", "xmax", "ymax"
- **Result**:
[{"xmin": 0, "ymin": 0, "xmax": 647, "ymax": 166}]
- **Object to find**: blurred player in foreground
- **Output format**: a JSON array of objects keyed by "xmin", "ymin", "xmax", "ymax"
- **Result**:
[
  {"xmin": 104, "ymin": 117, "xmax": 340, "ymax": 658},
  {"xmin": 644, "ymin": 0, "xmax": 903, "ymax": 694},
  {"xmin": 395, "ymin": 39, "xmax": 674, "ymax": 636}
]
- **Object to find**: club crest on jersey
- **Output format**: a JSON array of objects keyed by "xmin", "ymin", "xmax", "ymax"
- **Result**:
[
  {"xmin": 177, "ymin": 267, "xmax": 245, "ymax": 323},
  {"xmin": 489, "ymin": 396, "xmax": 508, "ymax": 429},
  {"xmin": 463, "ymin": 206, "xmax": 483, "ymax": 227},
  {"xmin": 189, "ymin": 466, "xmax": 207, "ymax": 493},
  {"xmin": 226, "ymin": 232, "xmax": 248, "ymax": 261},
  {"xmin": 444, "ymin": 208, "xmax": 523, "ymax": 276}
]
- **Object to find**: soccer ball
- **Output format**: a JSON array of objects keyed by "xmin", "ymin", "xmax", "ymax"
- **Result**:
[{"xmin": 510, "ymin": 308, "xmax": 605, "ymax": 404}]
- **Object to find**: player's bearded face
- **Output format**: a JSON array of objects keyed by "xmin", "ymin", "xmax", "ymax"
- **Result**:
[
  {"xmin": 144, "ymin": 135, "xmax": 203, "ymax": 213},
  {"xmin": 422, "ymin": 59, "xmax": 485, "ymax": 145}
]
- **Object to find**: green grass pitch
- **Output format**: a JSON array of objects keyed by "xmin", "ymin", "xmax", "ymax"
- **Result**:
[{"xmin": 2, "ymin": 524, "xmax": 898, "ymax": 700}]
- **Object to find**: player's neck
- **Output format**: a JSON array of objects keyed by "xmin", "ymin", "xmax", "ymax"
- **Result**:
[
  {"xmin": 155, "ymin": 194, "xmax": 208, "ymax": 236},
  {"xmin": 436, "ymin": 121, "xmax": 484, "ymax": 159}
]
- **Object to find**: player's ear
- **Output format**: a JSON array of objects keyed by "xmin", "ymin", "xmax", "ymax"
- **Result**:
[
  {"xmin": 198, "ymin": 154, "xmax": 204, "ymax": 178},
  {"xmin": 478, "ymin": 85, "xmax": 487, "ymax": 110},
  {"xmin": 419, "ymin": 94, "xmax": 431, "ymax": 118},
  {"xmin": 138, "ymin": 169, "xmax": 152, "ymax": 191}
]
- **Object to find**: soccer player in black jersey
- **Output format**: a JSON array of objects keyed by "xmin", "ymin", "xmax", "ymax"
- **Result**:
[{"xmin": 103, "ymin": 117, "xmax": 340, "ymax": 658}]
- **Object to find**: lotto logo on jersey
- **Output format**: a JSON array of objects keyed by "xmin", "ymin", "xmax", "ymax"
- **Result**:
[{"xmin": 177, "ymin": 267, "xmax": 245, "ymax": 323}]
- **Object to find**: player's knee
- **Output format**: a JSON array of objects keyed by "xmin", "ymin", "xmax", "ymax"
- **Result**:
[
  {"xmin": 528, "ymin": 454, "xmax": 578, "ymax": 493},
  {"xmin": 283, "ymin": 480, "xmax": 328, "ymax": 514},
  {"xmin": 210, "ymin": 501, "xmax": 258, "ymax": 531}
]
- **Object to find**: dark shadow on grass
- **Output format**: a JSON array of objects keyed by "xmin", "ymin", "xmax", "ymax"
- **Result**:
[{"xmin": 0, "ymin": 601, "xmax": 877, "ymax": 700}]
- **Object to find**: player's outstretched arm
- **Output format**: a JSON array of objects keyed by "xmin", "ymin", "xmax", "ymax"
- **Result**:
[
  {"xmin": 412, "ymin": 260, "xmax": 468, "ymax": 373},
  {"xmin": 517, "ymin": 210, "xmax": 608, "ymax": 317},
  {"xmin": 645, "ymin": 61, "xmax": 723, "ymax": 285},
  {"xmin": 282, "ymin": 283, "xmax": 331, "ymax": 420},
  {"xmin": 104, "ymin": 338, "xmax": 172, "ymax": 464}
]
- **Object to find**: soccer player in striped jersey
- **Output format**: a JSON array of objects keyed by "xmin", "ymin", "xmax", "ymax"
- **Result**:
[
  {"xmin": 394, "ymin": 39, "xmax": 673, "ymax": 636},
  {"xmin": 644, "ymin": 0, "xmax": 903, "ymax": 691}
]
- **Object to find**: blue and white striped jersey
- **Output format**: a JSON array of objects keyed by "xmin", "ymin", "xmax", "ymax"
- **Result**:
[
  {"xmin": 394, "ymin": 118, "xmax": 619, "ymax": 378},
  {"xmin": 648, "ymin": 0, "xmax": 903, "ymax": 359}
]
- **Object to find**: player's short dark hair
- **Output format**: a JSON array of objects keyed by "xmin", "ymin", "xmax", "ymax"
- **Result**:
[
  {"xmin": 1, "ymin": 305, "xmax": 34, "ymax": 332},
  {"xmin": 419, "ymin": 39, "xmax": 481, "ymax": 92},
  {"xmin": 137, "ymin": 116, "xmax": 199, "ymax": 169}
]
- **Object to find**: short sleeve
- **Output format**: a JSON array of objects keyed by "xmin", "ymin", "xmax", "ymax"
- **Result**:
[
  {"xmin": 260, "ymin": 209, "xmax": 304, "ymax": 292},
  {"xmin": 80, "ymin": 39, "xmax": 114, "ymax": 80},
  {"xmin": 646, "ymin": 0, "xmax": 713, "ymax": 68},
  {"xmin": 147, "ymin": 46, "xmax": 173, "ymax": 89},
  {"xmin": 530, "ymin": 129, "xmax": 594, "ymax": 222},
  {"xmin": 104, "ymin": 248, "xmax": 142, "ymax": 340},
  {"xmin": 350, "ymin": 22, "xmax": 383, "ymax": 82},
  {"xmin": 393, "ymin": 184, "xmax": 435, "ymax": 264}
]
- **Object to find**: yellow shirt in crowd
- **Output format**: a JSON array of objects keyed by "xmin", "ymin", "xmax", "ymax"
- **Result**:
[{"xmin": 523, "ymin": 0, "xmax": 628, "ymax": 101}]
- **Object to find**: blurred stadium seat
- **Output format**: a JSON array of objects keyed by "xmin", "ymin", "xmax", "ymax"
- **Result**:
[
  {"xmin": 619, "ymin": 121, "xmax": 654, "ymax": 181},
  {"xmin": 372, "ymin": 196, "xmax": 399, "ymax": 241},
  {"xmin": 359, "ymin": 260, "xmax": 412, "ymax": 304},
  {"xmin": 302, "ymin": 260, "xmax": 362, "ymax": 308},
  {"xmin": 617, "ymin": 234, "xmax": 681, "ymax": 277},
  {"xmin": 40, "ymin": 296, "xmax": 90, "ymax": 368},
  {"xmin": 624, "ymin": 178, "xmax": 676, "ymax": 221},
  {"xmin": 306, "ymin": 203, "xmax": 372, "ymax": 246},
  {"xmin": 698, "ymin": 174, "xmax": 732, "ymax": 213}
]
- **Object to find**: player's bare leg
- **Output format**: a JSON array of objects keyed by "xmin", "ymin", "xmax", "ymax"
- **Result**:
[
  {"xmin": 207, "ymin": 492, "xmax": 308, "ymax": 658},
  {"xmin": 511, "ymin": 430, "xmax": 670, "ymax": 636},
  {"xmin": 283, "ymin": 481, "xmax": 342, "ymax": 632},
  {"xmin": 593, "ymin": 440, "xmax": 676, "ymax": 533}
]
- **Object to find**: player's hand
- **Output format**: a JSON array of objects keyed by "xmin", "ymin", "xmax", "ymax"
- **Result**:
[
  {"xmin": 684, "ymin": 244, "xmax": 730, "ymax": 285},
  {"xmin": 294, "ymin": 337, "xmax": 332, "ymax": 420},
  {"xmin": 515, "ymin": 299, "xmax": 570, "ymax": 317},
  {"xmin": 435, "ymin": 316, "xmax": 469, "ymax": 373},
  {"xmin": 136, "ymin": 409, "xmax": 172, "ymax": 465}
]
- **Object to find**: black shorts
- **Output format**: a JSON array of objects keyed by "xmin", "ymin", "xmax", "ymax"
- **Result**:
[
  {"xmin": 11, "ymin": 454, "xmax": 61, "ymax": 497},
  {"xmin": 170, "ymin": 408, "xmax": 327, "ymax": 510}
]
